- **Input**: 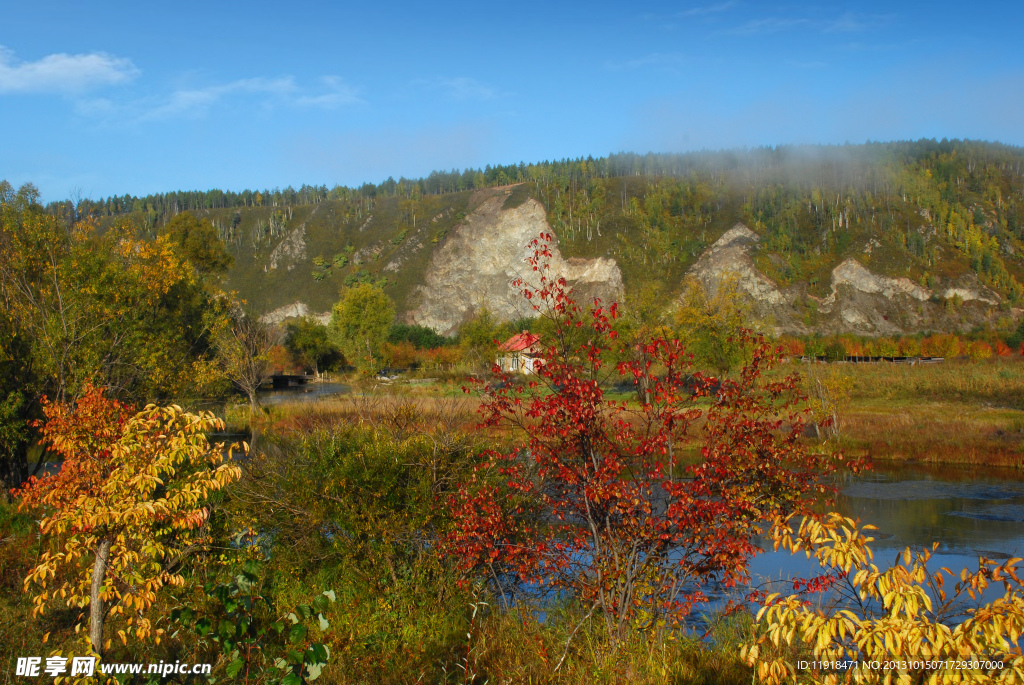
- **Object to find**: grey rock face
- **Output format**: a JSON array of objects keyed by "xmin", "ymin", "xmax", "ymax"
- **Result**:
[
  {"xmin": 260, "ymin": 302, "xmax": 330, "ymax": 325},
  {"xmin": 684, "ymin": 223, "xmax": 998, "ymax": 336},
  {"xmin": 688, "ymin": 223, "xmax": 786, "ymax": 306},
  {"xmin": 268, "ymin": 224, "xmax": 307, "ymax": 271},
  {"xmin": 410, "ymin": 193, "xmax": 623, "ymax": 335},
  {"xmin": 829, "ymin": 259, "xmax": 931, "ymax": 301}
]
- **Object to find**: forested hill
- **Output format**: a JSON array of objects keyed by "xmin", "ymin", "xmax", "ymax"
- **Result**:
[{"xmin": 70, "ymin": 139, "xmax": 1024, "ymax": 333}]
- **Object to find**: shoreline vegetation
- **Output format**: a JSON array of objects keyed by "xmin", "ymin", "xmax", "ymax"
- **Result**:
[
  {"xmin": 4, "ymin": 361, "xmax": 1023, "ymax": 683},
  {"xmin": 246, "ymin": 351, "xmax": 1024, "ymax": 470}
]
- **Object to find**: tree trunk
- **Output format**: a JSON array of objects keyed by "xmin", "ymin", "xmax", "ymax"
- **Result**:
[{"xmin": 89, "ymin": 539, "xmax": 113, "ymax": 654}]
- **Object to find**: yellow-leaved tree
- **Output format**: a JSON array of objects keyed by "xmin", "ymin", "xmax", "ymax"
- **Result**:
[
  {"xmin": 16, "ymin": 385, "xmax": 242, "ymax": 655},
  {"xmin": 743, "ymin": 512, "xmax": 1024, "ymax": 684},
  {"xmin": 674, "ymin": 274, "xmax": 755, "ymax": 376}
]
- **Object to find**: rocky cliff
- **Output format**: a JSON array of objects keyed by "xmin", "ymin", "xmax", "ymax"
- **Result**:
[
  {"xmin": 409, "ymin": 190, "xmax": 623, "ymax": 335},
  {"xmin": 685, "ymin": 223, "xmax": 1005, "ymax": 336},
  {"xmin": 174, "ymin": 187, "xmax": 1018, "ymax": 339}
]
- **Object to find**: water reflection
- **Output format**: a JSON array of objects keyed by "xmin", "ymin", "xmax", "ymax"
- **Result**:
[
  {"xmin": 834, "ymin": 463, "xmax": 1024, "ymax": 557},
  {"xmin": 256, "ymin": 381, "xmax": 350, "ymax": 405},
  {"xmin": 744, "ymin": 462, "xmax": 1024, "ymax": 612}
]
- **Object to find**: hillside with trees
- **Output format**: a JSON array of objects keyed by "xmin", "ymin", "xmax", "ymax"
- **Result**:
[{"xmin": 33, "ymin": 139, "xmax": 1024, "ymax": 329}]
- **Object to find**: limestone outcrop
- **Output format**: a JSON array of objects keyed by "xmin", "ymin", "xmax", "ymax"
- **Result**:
[
  {"xmin": 828, "ymin": 259, "xmax": 930, "ymax": 302},
  {"xmin": 268, "ymin": 224, "xmax": 306, "ymax": 271},
  {"xmin": 687, "ymin": 223, "xmax": 786, "ymax": 306},
  {"xmin": 410, "ymin": 191, "xmax": 623, "ymax": 335},
  {"xmin": 260, "ymin": 302, "xmax": 330, "ymax": 325},
  {"xmin": 683, "ymin": 223, "xmax": 999, "ymax": 336}
]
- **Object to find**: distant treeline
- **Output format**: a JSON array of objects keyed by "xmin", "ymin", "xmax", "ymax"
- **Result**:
[
  {"xmin": 779, "ymin": 322, "xmax": 1024, "ymax": 362},
  {"xmin": 48, "ymin": 138, "xmax": 1024, "ymax": 223},
  {"xmin": 41, "ymin": 138, "xmax": 1024, "ymax": 305}
]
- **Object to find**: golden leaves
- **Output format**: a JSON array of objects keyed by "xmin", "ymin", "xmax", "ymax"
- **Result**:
[
  {"xmin": 15, "ymin": 386, "xmax": 242, "ymax": 649},
  {"xmin": 746, "ymin": 513, "xmax": 1024, "ymax": 684}
]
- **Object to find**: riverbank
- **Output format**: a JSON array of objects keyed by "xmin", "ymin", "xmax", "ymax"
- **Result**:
[
  {"xmin": 0, "ymin": 396, "xmax": 764, "ymax": 685},
  {"xmin": 258, "ymin": 356, "xmax": 1024, "ymax": 468},
  {"xmin": 826, "ymin": 357, "xmax": 1024, "ymax": 467},
  {"xmin": 6, "ymin": 368, "xmax": 1024, "ymax": 683}
]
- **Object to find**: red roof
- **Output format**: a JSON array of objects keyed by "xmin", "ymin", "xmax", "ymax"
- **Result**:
[{"xmin": 499, "ymin": 332, "xmax": 541, "ymax": 352}]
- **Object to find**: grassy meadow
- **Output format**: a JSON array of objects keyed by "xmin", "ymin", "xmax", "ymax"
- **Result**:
[{"xmin": 816, "ymin": 357, "xmax": 1024, "ymax": 467}]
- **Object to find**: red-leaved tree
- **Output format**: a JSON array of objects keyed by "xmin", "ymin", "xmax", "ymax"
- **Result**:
[{"xmin": 441, "ymin": 234, "xmax": 861, "ymax": 654}]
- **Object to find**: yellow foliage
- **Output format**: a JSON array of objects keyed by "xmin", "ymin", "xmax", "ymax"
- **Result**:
[
  {"xmin": 743, "ymin": 512, "xmax": 1024, "ymax": 683},
  {"xmin": 805, "ymin": 365, "xmax": 853, "ymax": 441},
  {"xmin": 17, "ymin": 386, "xmax": 242, "ymax": 653},
  {"xmin": 673, "ymin": 275, "xmax": 755, "ymax": 375}
]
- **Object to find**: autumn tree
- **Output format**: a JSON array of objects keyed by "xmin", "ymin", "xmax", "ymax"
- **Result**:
[
  {"xmin": 674, "ymin": 274, "xmax": 754, "ymax": 376},
  {"xmin": 457, "ymin": 306, "xmax": 503, "ymax": 372},
  {"xmin": 614, "ymin": 279, "xmax": 674, "ymax": 404},
  {"xmin": 0, "ymin": 189, "xmax": 226, "ymax": 489},
  {"xmin": 16, "ymin": 385, "xmax": 242, "ymax": 655},
  {"xmin": 213, "ymin": 303, "xmax": 282, "ymax": 410},
  {"xmin": 442, "ymin": 235, "xmax": 858, "ymax": 654},
  {"xmin": 329, "ymin": 283, "xmax": 395, "ymax": 372},
  {"xmin": 745, "ymin": 513, "xmax": 1024, "ymax": 684},
  {"xmin": 285, "ymin": 316, "xmax": 342, "ymax": 377},
  {"xmin": 162, "ymin": 211, "xmax": 234, "ymax": 280},
  {"xmin": 0, "ymin": 300, "xmax": 33, "ymax": 496}
]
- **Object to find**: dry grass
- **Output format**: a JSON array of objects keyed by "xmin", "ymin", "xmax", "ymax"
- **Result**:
[
  {"xmin": 787, "ymin": 357, "xmax": 1024, "ymax": 467},
  {"xmin": 442, "ymin": 604, "xmax": 757, "ymax": 685},
  {"xmin": 841, "ymin": 403, "xmax": 1024, "ymax": 467},
  {"xmin": 837, "ymin": 357, "xmax": 1024, "ymax": 409},
  {"xmin": 247, "ymin": 357, "xmax": 1024, "ymax": 471}
]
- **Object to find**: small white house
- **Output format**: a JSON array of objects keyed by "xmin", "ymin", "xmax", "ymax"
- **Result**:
[{"xmin": 497, "ymin": 332, "xmax": 543, "ymax": 374}]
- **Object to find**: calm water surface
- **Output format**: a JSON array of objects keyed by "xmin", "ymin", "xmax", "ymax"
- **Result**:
[
  {"xmin": 256, "ymin": 381, "xmax": 351, "ymax": 405},
  {"xmin": 744, "ymin": 461, "xmax": 1024, "ymax": 610}
]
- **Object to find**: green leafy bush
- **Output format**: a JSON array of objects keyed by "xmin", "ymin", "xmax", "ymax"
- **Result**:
[{"xmin": 172, "ymin": 561, "xmax": 335, "ymax": 684}]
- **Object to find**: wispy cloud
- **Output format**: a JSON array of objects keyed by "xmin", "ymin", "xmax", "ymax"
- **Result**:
[
  {"xmin": 726, "ymin": 11, "xmax": 891, "ymax": 36},
  {"xmin": 823, "ymin": 12, "xmax": 893, "ymax": 33},
  {"xmin": 841, "ymin": 38, "xmax": 919, "ymax": 53},
  {"xmin": 138, "ymin": 77, "xmax": 295, "ymax": 120},
  {"xmin": 413, "ymin": 76, "xmax": 503, "ymax": 101},
  {"xmin": 676, "ymin": 1, "xmax": 738, "ymax": 18},
  {"xmin": 606, "ymin": 52, "xmax": 690, "ymax": 71},
  {"xmin": 727, "ymin": 17, "xmax": 811, "ymax": 36},
  {"xmin": 294, "ymin": 76, "xmax": 361, "ymax": 107},
  {"xmin": 0, "ymin": 46, "xmax": 138, "ymax": 94},
  {"xmin": 78, "ymin": 74, "xmax": 362, "ymax": 122}
]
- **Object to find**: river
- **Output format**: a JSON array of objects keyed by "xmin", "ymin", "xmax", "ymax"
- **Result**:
[
  {"xmin": 744, "ymin": 460, "xmax": 1024, "ymax": 611},
  {"xmin": 256, "ymin": 381, "xmax": 351, "ymax": 405}
]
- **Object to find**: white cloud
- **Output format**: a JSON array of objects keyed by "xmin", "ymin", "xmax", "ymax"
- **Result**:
[
  {"xmin": 413, "ymin": 76, "xmax": 502, "ymax": 101},
  {"xmin": 294, "ymin": 76, "xmax": 362, "ymax": 108},
  {"xmin": 138, "ymin": 77, "xmax": 296, "ymax": 120},
  {"xmin": 0, "ymin": 46, "xmax": 138, "ymax": 94},
  {"xmin": 90, "ymin": 75, "xmax": 364, "ymax": 122}
]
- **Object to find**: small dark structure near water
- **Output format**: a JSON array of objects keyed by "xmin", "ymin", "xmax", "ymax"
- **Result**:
[{"xmin": 269, "ymin": 374, "xmax": 316, "ymax": 389}]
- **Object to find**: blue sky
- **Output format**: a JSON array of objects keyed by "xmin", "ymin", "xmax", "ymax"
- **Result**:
[{"xmin": 2, "ymin": 1, "xmax": 1022, "ymax": 202}]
